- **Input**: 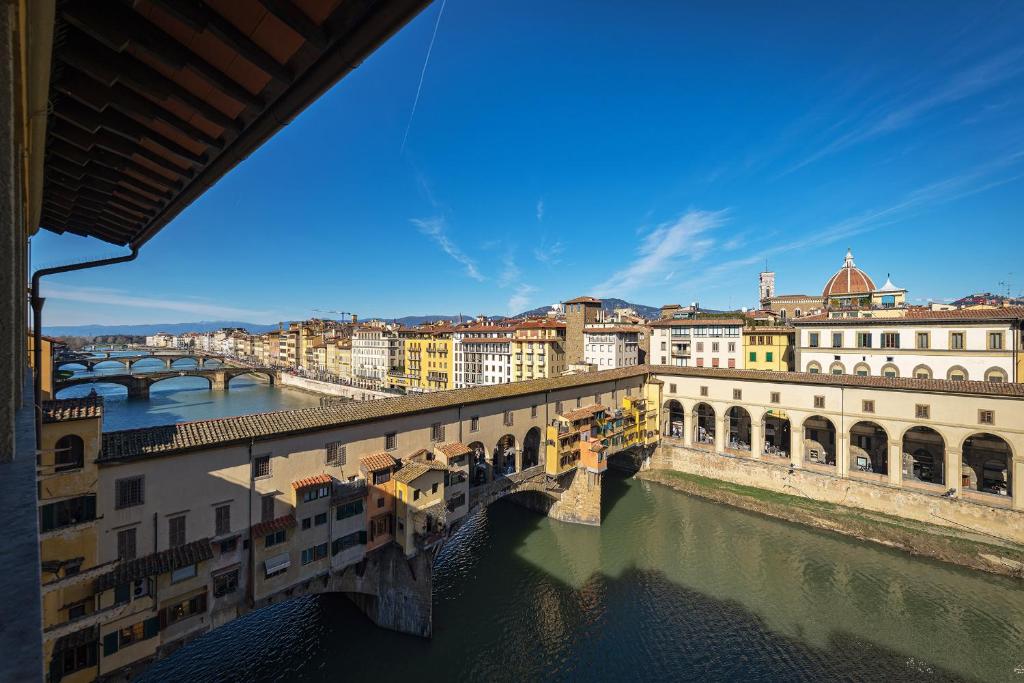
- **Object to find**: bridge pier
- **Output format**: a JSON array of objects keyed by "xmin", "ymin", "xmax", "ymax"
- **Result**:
[
  {"xmin": 126, "ymin": 378, "xmax": 149, "ymax": 399},
  {"xmin": 332, "ymin": 544, "xmax": 433, "ymax": 637},
  {"xmin": 210, "ymin": 370, "xmax": 227, "ymax": 391},
  {"xmin": 546, "ymin": 468, "xmax": 603, "ymax": 526}
]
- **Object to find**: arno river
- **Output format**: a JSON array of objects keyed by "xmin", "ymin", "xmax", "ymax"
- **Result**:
[{"xmin": 69, "ymin": 354, "xmax": 1024, "ymax": 682}]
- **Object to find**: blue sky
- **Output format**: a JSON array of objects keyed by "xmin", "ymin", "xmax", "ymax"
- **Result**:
[{"xmin": 33, "ymin": 0, "xmax": 1024, "ymax": 325}]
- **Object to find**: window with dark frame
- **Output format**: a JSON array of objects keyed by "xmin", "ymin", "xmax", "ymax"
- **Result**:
[
  {"xmin": 115, "ymin": 476, "xmax": 144, "ymax": 509},
  {"xmin": 979, "ymin": 409, "xmax": 994, "ymax": 425},
  {"xmin": 700, "ymin": 386, "xmax": 708, "ymax": 397},
  {"xmin": 117, "ymin": 527, "xmax": 137, "ymax": 561},
  {"xmin": 326, "ymin": 442, "xmax": 346, "ymax": 466},
  {"xmin": 814, "ymin": 395, "xmax": 825, "ymax": 409},
  {"xmin": 862, "ymin": 400, "xmax": 874, "ymax": 414},
  {"xmin": 431, "ymin": 423, "xmax": 445, "ymax": 442},
  {"xmin": 470, "ymin": 416, "xmax": 479, "ymax": 432},
  {"xmin": 770, "ymin": 392, "xmax": 780, "ymax": 404},
  {"xmin": 385, "ymin": 432, "xmax": 397, "ymax": 450},
  {"xmin": 168, "ymin": 515, "xmax": 186, "ymax": 547},
  {"xmin": 215, "ymin": 505, "xmax": 230, "ymax": 536},
  {"xmin": 253, "ymin": 456, "xmax": 271, "ymax": 479},
  {"xmin": 213, "ymin": 568, "xmax": 239, "ymax": 598},
  {"xmin": 733, "ymin": 389, "xmax": 742, "ymax": 400},
  {"xmin": 915, "ymin": 404, "xmax": 930, "ymax": 419}
]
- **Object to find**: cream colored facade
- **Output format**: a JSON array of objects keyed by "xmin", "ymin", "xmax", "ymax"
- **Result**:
[{"xmin": 794, "ymin": 308, "xmax": 1024, "ymax": 382}]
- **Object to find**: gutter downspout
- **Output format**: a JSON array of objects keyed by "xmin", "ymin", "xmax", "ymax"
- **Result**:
[{"xmin": 30, "ymin": 247, "xmax": 139, "ymax": 442}]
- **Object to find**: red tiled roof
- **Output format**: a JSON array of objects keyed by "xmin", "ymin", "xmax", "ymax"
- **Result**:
[
  {"xmin": 94, "ymin": 538, "xmax": 213, "ymax": 592},
  {"xmin": 41, "ymin": 396, "xmax": 103, "ymax": 423},
  {"xmin": 437, "ymin": 442, "xmax": 472, "ymax": 458},
  {"xmin": 251, "ymin": 514, "xmax": 296, "ymax": 538},
  {"xmin": 562, "ymin": 404, "xmax": 607, "ymax": 422},
  {"xmin": 564, "ymin": 296, "xmax": 602, "ymax": 304},
  {"xmin": 292, "ymin": 473, "xmax": 333, "ymax": 490},
  {"xmin": 360, "ymin": 452, "xmax": 398, "ymax": 472},
  {"xmin": 649, "ymin": 318, "xmax": 746, "ymax": 327},
  {"xmin": 794, "ymin": 306, "xmax": 1024, "ymax": 324},
  {"xmin": 584, "ymin": 326, "xmax": 643, "ymax": 334}
]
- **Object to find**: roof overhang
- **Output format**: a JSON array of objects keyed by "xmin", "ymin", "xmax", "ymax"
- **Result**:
[{"xmin": 39, "ymin": 0, "xmax": 433, "ymax": 247}]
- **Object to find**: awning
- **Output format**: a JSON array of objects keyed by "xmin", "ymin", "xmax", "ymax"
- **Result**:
[{"xmin": 264, "ymin": 553, "xmax": 290, "ymax": 575}]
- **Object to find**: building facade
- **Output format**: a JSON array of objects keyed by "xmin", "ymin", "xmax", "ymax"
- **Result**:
[
  {"xmin": 793, "ymin": 307, "xmax": 1024, "ymax": 382},
  {"xmin": 742, "ymin": 326, "xmax": 795, "ymax": 371},
  {"xmin": 583, "ymin": 326, "xmax": 641, "ymax": 368},
  {"xmin": 649, "ymin": 318, "xmax": 745, "ymax": 369}
]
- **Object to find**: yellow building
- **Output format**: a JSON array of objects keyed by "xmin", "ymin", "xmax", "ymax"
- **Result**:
[
  {"xmin": 38, "ymin": 397, "xmax": 104, "ymax": 682},
  {"xmin": 512, "ymin": 321, "xmax": 566, "ymax": 382},
  {"xmin": 544, "ymin": 391, "xmax": 658, "ymax": 477},
  {"xmin": 326, "ymin": 339, "xmax": 353, "ymax": 381},
  {"xmin": 393, "ymin": 459, "xmax": 449, "ymax": 557},
  {"xmin": 391, "ymin": 328, "xmax": 455, "ymax": 392},
  {"xmin": 742, "ymin": 326, "xmax": 794, "ymax": 371},
  {"xmin": 28, "ymin": 335, "xmax": 59, "ymax": 400}
]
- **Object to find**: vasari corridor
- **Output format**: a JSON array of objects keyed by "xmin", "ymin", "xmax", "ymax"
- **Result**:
[{"xmin": 2, "ymin": 1, "xmax": 1024, "ymax": 682}]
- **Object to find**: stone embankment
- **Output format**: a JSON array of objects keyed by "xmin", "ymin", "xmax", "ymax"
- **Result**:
[{"xmin": 637, "ymin": 469, "xmax": 1024, "ymax": 579}]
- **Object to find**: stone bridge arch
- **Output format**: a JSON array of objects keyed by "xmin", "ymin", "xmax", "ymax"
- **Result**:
[{"xmin": 225, "ymin": 369, "xmax": 276, "ymax": 388}]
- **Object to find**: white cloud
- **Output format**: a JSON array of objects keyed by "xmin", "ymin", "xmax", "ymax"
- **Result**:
[
  {"xmin": 536, "ymin": 199, "xmax": 545, "ymax": 222},
  {"xmin": 412, "ymin": 216, "xmax": 484, "ymax": 281},
  {"xmin": 498, "ymin": 253, "xmax": 521, "ymax": 289},
  {"xmin": 41, "ymin": 283, "xmax": 274, "ymax": 320},
  {"xmin": 507, "ymin": 284, "xmax": 537, "ymax": 313},
  {"xmin": 593, "ymin": 210, "xmax": 728, "ymax": 297},
  {"xmin": 787, "ymin": 48, "xmax": 1024, "ymax": 173},
  {"xmin": 533, "ymin": 239, "xmax": 565, "ymax": 266}
]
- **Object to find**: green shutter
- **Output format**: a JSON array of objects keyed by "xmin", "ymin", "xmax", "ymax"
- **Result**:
[
  {"xmin": 102, "ymin": 631, "xmax": 119, "ymax": 657},
  {"xmin": 143, "ymin": 616, "xmax": 160, "ymax": 639},
  {"xmin": 766, "ymin": 352, "xmax": 773, "ymax": 362},
  {"xmin": 749, "ymin": 352, "xmax": 756, "ymax": 362}
]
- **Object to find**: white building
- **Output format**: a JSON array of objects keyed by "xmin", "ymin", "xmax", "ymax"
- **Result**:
[
  {"xmin": 352, "ymin": 326, "xmax": 401, "ymax": 387},
  {"xmin": 648, "ymin": 318, "xmax": 744, "ymax": 369},
  {"xmin": 583, "ymin": 326, "xmax": 641, "ymax": 369},
  {"xmin": 144, "ymin": 332, "xmax": 174, "ymax": 348},
  {"xmin": 455, "ymin": 325, "xmax": 514, "ymax": 387},
  {"xmin": 793, "ymin": 307, "xmax": 1024, "ymax": 382}
]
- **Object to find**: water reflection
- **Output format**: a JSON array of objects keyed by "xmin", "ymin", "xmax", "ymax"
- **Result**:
[{"xmin": 142, "ymin": 472, "xmax": 1023, "ymax": 682}]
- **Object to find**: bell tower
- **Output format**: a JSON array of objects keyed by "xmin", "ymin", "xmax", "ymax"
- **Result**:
[{"xmin": 759, "ymin": 269, "xmax": 775, "ymax": 307}]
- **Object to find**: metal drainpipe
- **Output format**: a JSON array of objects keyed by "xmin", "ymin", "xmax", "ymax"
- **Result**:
[{"xmin": 30, "ymin": 247, "xmax": 139, "ymax": 443}]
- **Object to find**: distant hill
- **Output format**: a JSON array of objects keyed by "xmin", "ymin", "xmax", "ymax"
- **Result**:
[
  {"xmin": 514, "ymin": 298, "xmax": 660, "ymax": 320},
  {"xmin": 44, "ymin": 321, "xmax": 282, "ymax": 338}
]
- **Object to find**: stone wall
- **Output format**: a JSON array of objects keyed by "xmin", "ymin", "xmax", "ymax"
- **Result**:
[
  {"xmin": 277, "ymin": 372, "xmax": 394, "ymax": 401},
  {"xmin": 332, "ymin": 544, "xmax": 433, "ymax": 637},
  {"xmin": 654, "ymin": 444, "xmax": 1024, "ymax": 546},
  {"xmin": 547, "ymin": 469, "xmax": 603, "ymax": 526}
]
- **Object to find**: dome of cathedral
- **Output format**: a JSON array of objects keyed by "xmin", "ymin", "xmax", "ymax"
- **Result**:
[{"xmin": 822, "ymin": 249, "xmax": 875, "ymax": 299}]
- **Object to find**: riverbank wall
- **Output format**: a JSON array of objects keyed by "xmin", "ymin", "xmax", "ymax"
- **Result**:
[
  {"xmin": 644, "ymin": 445, "xmax": 1024, "ymax": 577},
  {"xmin": 277, "ymin": 373, "xmax": 394, "ymax": 401}
]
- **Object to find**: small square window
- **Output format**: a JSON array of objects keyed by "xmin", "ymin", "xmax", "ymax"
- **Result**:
[
  {"xmin": 253, "ymin": 456, "xmax": 271, "ymax": 479},
  {"xmin": 862, "ymin": 400, "xmax": 874, "ymax": 413},
  {"xmin": 732, "ymin": 389, "xmax": 742, "ymax": 400},
  {"xmin": 915, "ymin": 404, "xmax": 930, "ymax": 419},
  {"xmin": 669, "ymin": 384, "xmax": 677, "ymax": 394},
  {"xmin": 470, "ymin": 416, "xmax": 479, "ymax": 432},
  {"xmin": 431, "ymin": 423, "xmax": 445, "ymax": 442},
  {"xmin": 531, "ymin": 405, "xmax": 538, "ymax": 418},
  {"xmin": 326, "ymin": 442, "xmax": 346, "ymax": 467},
  {"xmin": 385, "ymin": 433, "xmax": 397, "ymax": 450},
  {"xmin": 770, "ymin": 392, "xmax": 780, "ymax": 404},
  {"xmin": 700, "ymin": 386, "xmax": 708, "ymax": 397},
  {"xmin": 978, "ymin": 410, "xmax": 995, "ymax": 425},
  {"xmin": 813, "ymin": 396, "xmax": 825, "ymax": 409}
]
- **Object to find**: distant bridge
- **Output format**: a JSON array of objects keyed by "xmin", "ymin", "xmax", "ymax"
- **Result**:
[
  {"xmin": 54, "ymin": 367, "xmax": 277, "ymax": 399},
  {"xmin": 55, "ymin": 353, "xmax": 225, "ymax": 372}
]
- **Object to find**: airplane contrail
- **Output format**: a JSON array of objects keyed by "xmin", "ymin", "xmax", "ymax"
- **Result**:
[{"xmin": 400, "ymin": 0, "xmax": 449, "ymax": 154}]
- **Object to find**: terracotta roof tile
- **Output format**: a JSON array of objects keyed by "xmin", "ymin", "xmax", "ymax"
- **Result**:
[
  {"xmin": 437, "ymin": 442, "xmax": 472, "ymax": 458},
  {"xmin": 41, "ymin": 396, "xmax": 103, "ymax": 423},
  {"xmin": 393, "ymin": 461, "xmax": 433, "ymax": 484},
  {"xmin": 99, "ymin": 366, "xmax": 649, "ymax": 462},
  {"xmin": 94, "ymin": 539, "xmax": 213, "ymax": 592},
  {"xmin": 562, "ymin": 404, "xmax": 607, "ymax": 422},
  {"xmin": 292, "ymin": 473, "xmax": 333, "ymax": 490},
  {"xmin": 564, "ymin": 296, "xmax": 602, "ymax": 304},
  {"xmin": 649, "ymin": 318, "xmax": 746, "ymax": 327},
  {"xmin": 251, "ymin": 514, "xmax": 296, "ymax": 538},
  {"xmin": 360, "ymin": 452, "xmax": 398, "ymax": 472}
]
